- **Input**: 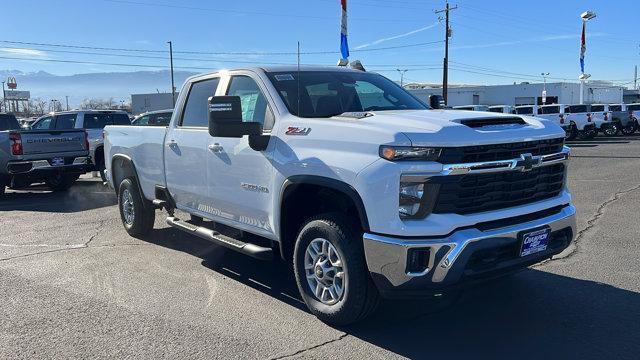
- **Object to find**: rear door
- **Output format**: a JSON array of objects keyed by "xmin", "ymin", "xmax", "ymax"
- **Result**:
[{"xmin": 164, "ymin": 76, "xmax": 220, "ymax": 212}]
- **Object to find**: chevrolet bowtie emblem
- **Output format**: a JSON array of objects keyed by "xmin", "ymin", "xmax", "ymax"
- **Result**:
[{"xmin": 517, "ymin": 153, "xmax": 541, "ymax": 171}]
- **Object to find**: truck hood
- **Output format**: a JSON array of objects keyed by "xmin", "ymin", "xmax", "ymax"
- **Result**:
[{"xmin": 357, "ymin": 109, "xmax": 564, "ymax": 147}]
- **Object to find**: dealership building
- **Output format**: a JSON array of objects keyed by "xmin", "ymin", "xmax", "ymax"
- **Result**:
[{"xmin": 406, "ymin": 81, "xmax": 625, "ymax": 107}]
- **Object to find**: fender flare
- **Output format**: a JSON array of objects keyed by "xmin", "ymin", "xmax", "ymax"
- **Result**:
[{"xmin": 110, "ymin": 154, "xmax": 143, "ymax": 196}]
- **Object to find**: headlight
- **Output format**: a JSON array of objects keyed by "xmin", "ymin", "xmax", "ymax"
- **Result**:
[{"xmin": 380, "ymin": 146, "xmax": 442, "ymax": 161}]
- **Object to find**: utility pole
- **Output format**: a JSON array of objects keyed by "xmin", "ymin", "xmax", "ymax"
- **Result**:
[
  {"xmin": 436, "ymin": 2, "xmax": 457, "ymax": 106},
  {"xmin": 396, "ymin": 69, "xmax": 408, "ymax": 87},
  {"xmin": 0, "ymin": 81, "xmax": 4, "ymax": 112},
  {"xmin": 635, "ymin": 65, "xmax": 638, "ymax": 90},
  {"xmin": 167, "ymin": 41, "xmax": 176, "ymax": 107},
  {"xmin": 541, "ymin": 72, "xmax": 549, "ymax": 104},
  {"xmin": 65, "ymin": 95, "xmax": 69, "ymax": 111}
]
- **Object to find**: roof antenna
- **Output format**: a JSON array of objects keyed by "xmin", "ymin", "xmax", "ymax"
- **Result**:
[{"xmin": 297, "ymin": 41, "xmax": 301, "ymax": 117}]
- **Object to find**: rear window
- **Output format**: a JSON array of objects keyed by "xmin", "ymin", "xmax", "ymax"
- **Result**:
[
  {"xmin": 567, "ymin": 105, "xmax": 588, "ymax": 113},
  {"xmin": 591, "ymin": 105, "xmax": 605, "ymax": 112},
  {"xmin": 488, "ymin": 107, "xmax": 503, "ymax": 113},
  {"xmin": 540, "ymin": 106, "xmax": 559, "ymax": 115},
  {"xmin": 83, "ymin": 113, "xmax": 131, "ymax": 129},
  {"xmin": 609, "ymin": 105, "xmax": 622, "ymax": 111},
  {"xmin": 151, "ymin": 112, "xmax": 172, "ymax": 126},
  {"xmin": 0, "ymin": 114, "xmax": 20, "ymax": 131},
  {"xmin": 627, "ymin": 104, "xmax": 640, "ymax": 111},
  {"xmin": 55, "ymin": 114, "xmax": 77, "ymax": 129},
  {"xmin": 515, "ymin": 107, "xmax": 533, "ymax": 115}
]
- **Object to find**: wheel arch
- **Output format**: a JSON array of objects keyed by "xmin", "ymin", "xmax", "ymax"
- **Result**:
[
  {"xmin": 110, "ymin": 154, "xmax": 143, "ymax": 196},
  {"xmin": 278, "ymin": 175, "xmax": 369, "ymax": 261}
]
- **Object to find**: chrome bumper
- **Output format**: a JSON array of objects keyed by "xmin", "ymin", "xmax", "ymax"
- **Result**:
[
  {"xmin": 7, "ymin": 157, "xmax": 89, "ymax": 174},
  {"xmin": 363, "ymin": 204, "xmax": 576, "ymax": 294}
]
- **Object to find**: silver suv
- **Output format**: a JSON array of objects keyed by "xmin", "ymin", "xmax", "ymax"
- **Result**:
[{"xmin": 30, "ymin": 110, "xmax": 130, "ymax": 180}]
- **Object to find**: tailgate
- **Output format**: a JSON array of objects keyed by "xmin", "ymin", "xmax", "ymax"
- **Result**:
[{"xmin": 20, "ymin": 130, "xmax": 86, "ymax": 155}]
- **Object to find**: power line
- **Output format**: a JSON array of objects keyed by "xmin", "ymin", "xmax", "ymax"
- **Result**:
[{"xmin": 0, "ymin": 39, "xmax": 444, "ymax": 56}]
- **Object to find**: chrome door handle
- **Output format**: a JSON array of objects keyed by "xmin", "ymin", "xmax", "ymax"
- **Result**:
[{"xmin": 208, "ymin": 143, "xmax": 223, "ymax": 153}]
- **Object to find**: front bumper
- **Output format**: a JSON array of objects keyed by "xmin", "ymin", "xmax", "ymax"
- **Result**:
[
  {"xmin": 7, "ymin": 157, "xmax": 89, "ymax": 175},
  {"xmin": 363, "ymin": 204, "xmax": 576, "ymax": 298}
]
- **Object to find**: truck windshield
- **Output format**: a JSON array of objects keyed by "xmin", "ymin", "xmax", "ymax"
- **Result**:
[{"xmin": 266, "ymin": 71, "xmax": 428, "ymax": 117}]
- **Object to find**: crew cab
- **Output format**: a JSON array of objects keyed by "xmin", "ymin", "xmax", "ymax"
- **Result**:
[
  {"xmin": 30, "ymin": 110, "xmax": 130, "ymax": 181},
  {"xmin": 0, "ymin": 113, "xmax": 89, "ymax": 196},
  {"xmin": 104, "ymin": 66, "xmax": 576, "ymax": 325}
]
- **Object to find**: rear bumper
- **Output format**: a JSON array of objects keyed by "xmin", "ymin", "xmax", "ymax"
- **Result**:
[
  {"xmin": 7, "ymin": 157, "xmax": 89, "ymax": 175},
  {"xmin": 363, "ymin": 204, "xmax": 576, "ymax": 298}
]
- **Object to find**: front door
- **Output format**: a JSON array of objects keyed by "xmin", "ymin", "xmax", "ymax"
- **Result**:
[
  {"xmin": 164, "ymin": 76, "xmax": 220, "ymax": 212},
  {"xmin": 206, "ymin": 73, "xmax": 276, "ymax": 237}
]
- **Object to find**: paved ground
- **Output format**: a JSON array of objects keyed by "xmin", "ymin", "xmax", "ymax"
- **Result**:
[{"xmin": 1, "ymin": 135, "xmax": 640, "ymax": 359}]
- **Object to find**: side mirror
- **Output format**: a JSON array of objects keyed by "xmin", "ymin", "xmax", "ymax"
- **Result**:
[
  {"xmin": 428, "ymin": 95, "xmax": 445, "ymax": 109},
  {"xmin": 208, "ymin": 96, "xmax": 262, "ymax": 138}
]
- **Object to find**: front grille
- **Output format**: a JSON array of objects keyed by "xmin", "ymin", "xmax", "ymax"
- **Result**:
[
  {"xmin": 432, "ymin": 163, "xmax": 565, "ymax": 215},
  {"xmin": 438, "ymin": 138, "xmax": 564, "ymax": 164}
]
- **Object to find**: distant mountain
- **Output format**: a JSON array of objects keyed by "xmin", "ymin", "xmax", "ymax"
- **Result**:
[{"xmin": 0, "ymin": 70, "xmax": 197, "ymax": 107}]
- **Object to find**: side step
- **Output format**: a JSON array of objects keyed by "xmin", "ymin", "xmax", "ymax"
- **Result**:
[{"xmin": 166, "ymin": 216, "xmax": 273, "ymax": 261}]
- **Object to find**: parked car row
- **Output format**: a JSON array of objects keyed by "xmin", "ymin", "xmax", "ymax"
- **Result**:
[
  {"xmin": 0, "ymin": 108, "xmax": 174, "ymax": 195},
  {"xmin": 454, "ymin": 103, "xmax": 640, "ymax": 140}
]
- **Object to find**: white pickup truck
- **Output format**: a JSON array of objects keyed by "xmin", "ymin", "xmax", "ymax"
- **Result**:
[{"xmin": 104, "ymin": 66, "xmax": 576, "ymax": 325}]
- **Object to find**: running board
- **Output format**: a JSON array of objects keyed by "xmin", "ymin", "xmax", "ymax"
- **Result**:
[{"xmin": 166, "ymin": 216, "xmax": 273, "ymax": 261}]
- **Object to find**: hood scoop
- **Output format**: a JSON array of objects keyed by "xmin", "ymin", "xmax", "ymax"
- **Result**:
[{"xmin": 460, "ymin": 117, "xmax": 527, "ymax": 128}]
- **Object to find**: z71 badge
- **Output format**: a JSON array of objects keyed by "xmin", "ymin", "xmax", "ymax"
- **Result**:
[{"xmin": 286, "ymin": 127, "xmax": 311, "ymax": 136}]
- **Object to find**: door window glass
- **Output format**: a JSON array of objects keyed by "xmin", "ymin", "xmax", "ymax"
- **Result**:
[
  {"xmin": 181, "ymin": 78, "xmax": 220, "ymax": 127},
  {"xmin": 227, "ymin": 75, "xmax": 272, "ymax": 129},
  {"xmin": 55, "ymin": 114, "xmax": 77, "ymax": 129}
]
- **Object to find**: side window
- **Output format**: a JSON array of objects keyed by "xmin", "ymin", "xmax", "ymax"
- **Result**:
[
  {"xmin": 227, "ymin": 75, "xmax": 272, "ymax": 129},
  {"xmin": 591, "ymin": 105, "xmax": 604, "ymax": 112},
  {"xmin": 55, "ymin": 114, "xmax": 77, "ymax": 129},
  {"xmin": 83, "ymin": 114, "xmax": 110, "ymax": 129},
  {"xmin": 181, "ymin": 78, "xmax": 220, "ymax": 127},
  {"xmin": 135, "ymin": 115, "xmax": 150, "ymax": 126},
  {"xmin": 153, "ymin": 112, "xmax": 172, "ymax": 126},
  {"xmin": 32, "ymin": 116, "xmax": 54, "ymax": 130}
]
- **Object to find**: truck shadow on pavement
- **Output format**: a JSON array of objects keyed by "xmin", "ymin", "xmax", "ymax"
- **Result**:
[
  {"xmin": 0, "ymin": 180, "xmax": 117, "ymax": 213},
  {"xmin": 140, "ymin": 227, "xmax": 640, "ymax": 359}
]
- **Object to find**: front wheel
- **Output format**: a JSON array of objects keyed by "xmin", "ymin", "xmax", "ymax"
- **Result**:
[
  {"xmin": 293, "ymin": 213, "xmax": 380, "ymax": 326},
  {"xmin": 603, "ymin": 123, "xmax": 620, "ymax": 137},
  {"xmin": 45, "ymin": 174, "xmax": 79, "ymax": 191},
  {"xmin": 118, "ymin": 178, "xmax": 155, "ymax": 237}
]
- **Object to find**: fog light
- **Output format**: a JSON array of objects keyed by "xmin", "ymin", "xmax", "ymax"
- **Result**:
[{"xmin": 399, "ymin": 182, "xmax": 425, "ymax": 218}]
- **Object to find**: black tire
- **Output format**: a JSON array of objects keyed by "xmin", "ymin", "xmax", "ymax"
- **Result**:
[
  {"xmin": 0, "ymin": 183, "xmax": 5, "ymax": 198},
  {"xmin": 97, "ymin": 160, "xmax": 107, "ymax": 182},
  {"xmin": 565, "ymin": 123, "xmax": 578, "ymax": 141},
  {"xmin": 45, "ymin": 173, "xmax": 79, "ymax": 191},
  {"xmin": 579, "ymin": 128, "xmax": 596, "ymax": 140},
  {"xmin": 118, "ymin": 177, "xmax": 155, "ymax": 237},
  {"xmin": 293, "ymin": 213, "xmax": 380, "ymax": 326},
  {"xmin": 622, "ymin": 120, "xmax": 638, "ymax": 135}
]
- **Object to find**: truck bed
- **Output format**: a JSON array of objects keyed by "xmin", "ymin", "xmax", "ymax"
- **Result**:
[{"xmin": 104, "ymin": 125, "xmax": 167, "ymax": 200}]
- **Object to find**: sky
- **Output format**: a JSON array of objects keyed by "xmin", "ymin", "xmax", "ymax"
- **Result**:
[{"xmin": 0, "ymin": 0, "xmax": 638, "ymax": 88}]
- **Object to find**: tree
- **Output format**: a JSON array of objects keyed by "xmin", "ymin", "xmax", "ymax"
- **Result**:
[{"xmin": 80, "ymin": 97, "xmax": 116, "ymax": 110}]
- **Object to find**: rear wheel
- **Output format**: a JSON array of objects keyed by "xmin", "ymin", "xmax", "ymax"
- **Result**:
[
  {"xmin": 579, "ymin": 128, "xmax": 597, "ymax": 140},
  {"xmin": 565, "ymin": 123, "xmax": 578, "ymax": 140},
  {"xmin": 118, "ymin": 177, "xmax": 155, "ymax": 237},
  {"xmin": 622, "ymin": 120, "xmax": 638, "ymax": 135},
  {"xmin": 45, "ymin": 173, "xmax": 79, "ymax": 191},
  {"xmin": 293, "ymin": 213, "xmax": 380, "ymax": 326}
]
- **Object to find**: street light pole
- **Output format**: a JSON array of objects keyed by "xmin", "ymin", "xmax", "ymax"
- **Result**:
[
  {"xmin": 396, "ymin": 69, "xmax": 408, "ymax": 87},
  {"xmin": 579, "ymin": 11, "xmax": 596, "ymax": 105},
  {"xmin": 167, "ymin": 41, "xmax": 176, "ymax": 107}
]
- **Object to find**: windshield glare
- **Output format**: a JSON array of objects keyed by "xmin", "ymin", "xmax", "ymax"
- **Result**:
[{"xmin": 266, "ymin": 71, "xmax": 428, "ymax": 118}]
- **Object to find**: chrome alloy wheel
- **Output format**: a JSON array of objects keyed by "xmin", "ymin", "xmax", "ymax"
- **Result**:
[
  {"xmin": 121, "ymin": 189, "xmax": 135, "ymax": 226},
  {"xmin": 304, "ymin": 238, "xmax": 346, "ymax": 305}
]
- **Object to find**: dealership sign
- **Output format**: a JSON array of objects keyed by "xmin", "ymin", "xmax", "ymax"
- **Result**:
[{"xmin": 3, "ymin": 90, "xmax": 30, "ymax": 100}]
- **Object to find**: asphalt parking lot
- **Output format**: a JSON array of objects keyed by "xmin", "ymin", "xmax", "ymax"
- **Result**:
[{"xmin": 1, "ymin": 136, "xmax": 640, "ymax": 360}]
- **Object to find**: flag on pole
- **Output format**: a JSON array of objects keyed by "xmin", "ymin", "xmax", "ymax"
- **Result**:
[
  {"xmin": 340, "ymin": 0, "xmax": 349, "ymax": 60},
  {"xmin": 579, "ymin": 21, "xmax": 586, "ymax": 73}
]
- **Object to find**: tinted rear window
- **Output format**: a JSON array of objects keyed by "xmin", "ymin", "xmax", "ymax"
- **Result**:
[
  {"xmin": 55, "ymin": 114, "xmax": 77, "ymax": 129},
  {"xmin": 0, "ymin": 114, "xmax": 20, "ymax": 131},
  {"xmin": 540, "ymin": 106, "xmax": 559, "ymax": 114},
  {"xmin": 84, "ymin": 113, "xmax": 130, "ymax": 129},
  {"xmin": 591, "ymin": 105, "xmax": 605, "ymax": 112},
  {"xmin": 567, "ymin": 105, "xmax": 588, "ymax": 113},
  {"xmin": 627, "ymin": 104, "xmax": 640, "ymax": 111},
  {"xmin": 609, "ymin": 105, "xmax": 622, "ymax": 111},
  {"xmin": 515, "ymin": 107, "xmax": 533, "ymax": 115}
]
